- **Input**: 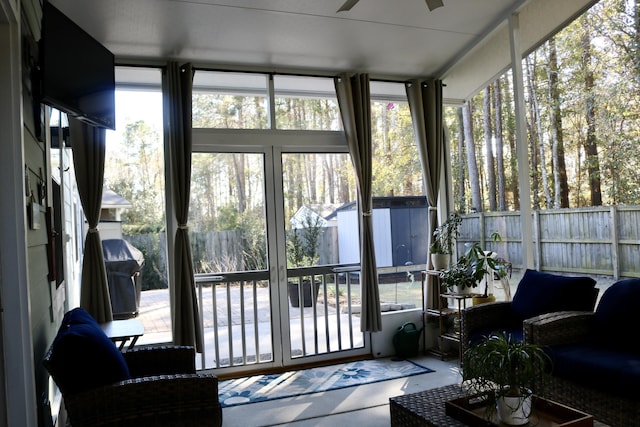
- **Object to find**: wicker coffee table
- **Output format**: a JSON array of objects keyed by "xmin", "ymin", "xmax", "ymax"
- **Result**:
[
  {"xmin": 389, "ymin": 384, "xmax": 608, "ymax": 427},
  {"xmin": 390, "ymin": 384, "xmax": 467, "ymax": 426}
]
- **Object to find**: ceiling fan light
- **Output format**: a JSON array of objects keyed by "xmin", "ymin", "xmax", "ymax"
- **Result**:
[{"xmin": 425, "ymin": 0, "xmax": 444, "ymax": 11}]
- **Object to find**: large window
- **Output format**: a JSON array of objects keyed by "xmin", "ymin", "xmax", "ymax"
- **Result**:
[{"xmin": 104, "ymin": 66, "xmax": 169, "ymax": 342}]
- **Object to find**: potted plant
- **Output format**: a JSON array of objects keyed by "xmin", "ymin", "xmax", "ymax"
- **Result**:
[
  {"xmin": 286, "ymin": 212, "xmax": 324, "ymax": 307},
  {"xmin": 462, "ymin": 333, "xmax": 550, "ymax": 425},
  {"xmin": 429, "ymin": 213, "xmax": 461, "ymax": 270},
  {"xmin": 440, "ymin": 232, "xmax": 506, "ymax": 298}
]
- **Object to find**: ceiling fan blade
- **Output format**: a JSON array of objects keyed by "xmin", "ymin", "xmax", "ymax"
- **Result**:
[
  {"xmin": 337, "ymin": 0, "xmax": 360, "ymax": 12},
  {"xmin": 425, "ymin": 0, "xmax": 444, "ymax": 11}
]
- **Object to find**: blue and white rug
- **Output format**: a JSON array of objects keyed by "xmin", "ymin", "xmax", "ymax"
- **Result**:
[{"xmin": 218, "ymin": 358, "xmax": 434, "ymax": 407}]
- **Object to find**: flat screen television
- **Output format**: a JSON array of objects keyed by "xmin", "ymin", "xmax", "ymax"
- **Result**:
[{"xmin": 39, "ymin": 1, "xmax": 116, "ymax": 130}]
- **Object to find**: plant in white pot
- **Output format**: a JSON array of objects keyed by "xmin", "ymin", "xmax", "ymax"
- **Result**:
[
  {"xmin": 429, "ymin": 213, "xmax": 461, "ymax": 271},
  {"xmin": 462, "ymin": 333, "xmax": 550, "ymax": 425},
  {"xmin": 440, "ymin": 232, "xmax": 506, "ymax": 298}
]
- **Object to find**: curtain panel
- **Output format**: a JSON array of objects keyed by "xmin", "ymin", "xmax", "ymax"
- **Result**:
[
  {"xmin": 334, "ymin": 73, "xmax": 382, "ymax": 332},
  {"xmin": 163, "ymin": 62, "xmax": 203, "ymax": 352},
  {"xmin": 69, "ymin": 117, "xmax": 112, "ymax": 323},
  {"xmin": 406, "ymin": 79, "xmax": 445, "ymax": 309}
]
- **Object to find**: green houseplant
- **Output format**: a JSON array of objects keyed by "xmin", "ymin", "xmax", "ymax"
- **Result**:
[
  {"xmin": 286, "ymin": 212, "xmax": 324, "ymax": 307},
  {"xmin": 462, "ymin": 333, "xmax": 550, "ymax": 425},
  {"xmin": 439, "ymin": 232, "xmax": 506, "ymax": 296},
  {"xmin": 429, "ymin": 213, "xmax": 462, "ymax": 270}
]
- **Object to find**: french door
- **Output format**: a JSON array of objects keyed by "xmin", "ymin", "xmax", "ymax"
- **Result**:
[{"xmin": 191, "ymin": 131, "xmax": 369, "ymax": 373}]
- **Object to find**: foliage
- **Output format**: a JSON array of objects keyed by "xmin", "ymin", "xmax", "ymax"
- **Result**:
[
  {"xmin": 286, "ymin": 211, "xmax": 324, "ymax": 268},
  {"xmin": 430, "ymin": 213, "xmax": 462, "ymax": 254},
  {"xmin": 440, "ymin": 232, "xmax": 506, "ymax": 295},
  {"xmin": 463, "ymin": 333, "xmax": 550, "ymax": 414},
  {"xmin": 446, "ymin": 0, "xmax": 640, "ymax": 212}
]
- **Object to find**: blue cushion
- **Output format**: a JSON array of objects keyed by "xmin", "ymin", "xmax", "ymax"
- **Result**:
[
  {"xmin": 510, "ymin": 269, "xmax": 597, "ymax": 321},
  {"xmin": 594, "ymin": 278, "xmax": 640, "ymax": 352},
  {"xmin": 548, "ymin": 343, "xmax": 640, "ymax": 398},
  {"xmin": 47, "ymin": 308, "xmax": 130, "ymax": 395}
]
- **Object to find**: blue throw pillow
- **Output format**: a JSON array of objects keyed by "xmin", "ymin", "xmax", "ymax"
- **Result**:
[
  {"xmin": 47, "ymin": 308, "xmax": 130, "ymax": 395},
  {"xmin": 594, "ymin": 278, "xmax": 640, "ymax": 352},
  {"xmin": 511, "ymin": 269, "xmax": 597, "ymax": 321}
]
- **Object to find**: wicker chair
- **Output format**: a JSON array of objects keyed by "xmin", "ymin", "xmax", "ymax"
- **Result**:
[
  {"xmin": 460, "ymin": 269, "xmax": 599, "ymax": 359},
  {"xmin": 524, "ymin": 279, "xmax": 640, "ymax": 426},
  {"xmin": 43, "ymin": 308, "xmax": 223, "ymax": 427}
]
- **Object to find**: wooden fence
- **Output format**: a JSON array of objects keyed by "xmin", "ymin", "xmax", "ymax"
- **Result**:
[{"xmin": 457, "ymin": 206, "xmax": 640, "ymax": 279}]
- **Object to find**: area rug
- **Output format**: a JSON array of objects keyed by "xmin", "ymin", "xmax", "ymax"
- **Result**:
[{"xmin": 218, "ymin": 358, "xmax": 434, "ymax": 407}]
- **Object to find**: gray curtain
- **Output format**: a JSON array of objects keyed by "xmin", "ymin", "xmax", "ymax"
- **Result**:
[
  {"xmin": 163, "ymin": 62, "xmax": 203, "ymax": 352},
  {"xmin": 334, "ymin": 73, "xmax": 382, "ymax": 332},
  {"xmin": 406, "ymin": 79, "xmax": 444, "ymax": 309},
  {"xmin": 69, "ymin": 117, "xmax": 112, "ymax": 323}
]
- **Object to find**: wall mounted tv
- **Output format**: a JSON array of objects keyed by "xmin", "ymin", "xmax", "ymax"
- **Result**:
[{"xmin": 39, "ymin": 1, "xmax": 115, "ymax": 130}]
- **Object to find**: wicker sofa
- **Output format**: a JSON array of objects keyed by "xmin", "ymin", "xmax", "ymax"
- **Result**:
[
  {"xmin": 43, "ymin": 308, "xmax": 223, "ymax": 427},
  {"xmin": 525, "ymin": 278, "xmax": 640, "ymax": 426},
  {"xmin": 461, "ymin": 269, "xmax": 599, "ymax": 358}
]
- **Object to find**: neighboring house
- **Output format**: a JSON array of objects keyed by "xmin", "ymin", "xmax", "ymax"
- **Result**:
[{"xmin": 100, "ymin": 189, "xmax": 132, "ymax": 240}]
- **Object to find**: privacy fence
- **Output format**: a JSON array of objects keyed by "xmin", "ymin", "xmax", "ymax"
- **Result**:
[{"xmin": 457, "ymin": 206, "xmax": 640, "ymax": 280}]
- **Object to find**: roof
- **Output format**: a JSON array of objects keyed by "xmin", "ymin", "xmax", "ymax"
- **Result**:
[{"xmin": 101, "ymin": 189, "xmax": 132, "ymax": 209}]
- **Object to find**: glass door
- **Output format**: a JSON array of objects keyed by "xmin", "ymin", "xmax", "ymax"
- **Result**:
[
  {"xmin": 277, "ymin": 150, "xmax": 367, "ymax": 365},
  {"xmin": 190, "ymin": 147, "xmax": 369, "ymax": 372}
]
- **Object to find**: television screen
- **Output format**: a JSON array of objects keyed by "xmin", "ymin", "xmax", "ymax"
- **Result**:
[{"xmin": 40, "ymin": 1, "xmax": 115, "ymax": 130}]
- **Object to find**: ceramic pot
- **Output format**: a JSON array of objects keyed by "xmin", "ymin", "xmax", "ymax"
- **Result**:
[
  {"xmin": 454, "ymin": 284, "xmax": 473, "ymax": 295},
  {"xmin": 430, "ymin": 253, "xmax": 450, "ymax": 271},
  {"xmin": 496, "ymin": 394, "xmax": 532, "ymax": 425}
]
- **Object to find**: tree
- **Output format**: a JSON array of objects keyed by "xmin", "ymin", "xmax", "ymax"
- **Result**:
[
  {"xmin": 483, "ymin": 86, "xmax": 497, "ymax": 211},
  {"xmin": 462, "ymin": 101, "xmax": 482, "ymax": 212},
  {"xmin": 580, "ymin": 14, "xmax": 603, "ymax": 206},
  {"xmin": 547, "ymin": 37, "xmax": 570, "ymax": 208},
  {"xmin": 493, "ymin": 79, "xmax": 507, "ymax": 211}
]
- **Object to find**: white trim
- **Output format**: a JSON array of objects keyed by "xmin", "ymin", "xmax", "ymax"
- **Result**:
[
  {"xmin": 442, "ymin": 0, "xmax": 599, "ymax": 102},
  {"xmin": 0, "ymin": 1, "xmax": 38, "ymax": 425},
  {"xmin": 509, "ymin": 13, "xmax": 534, "ymax": 269}
]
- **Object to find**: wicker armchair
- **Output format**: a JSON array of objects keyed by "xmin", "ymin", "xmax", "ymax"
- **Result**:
[
  {"xmin": 44, "ymin": 344, "xmax": 223, "ymax": 427},
  {"xmin": 524, "ymin": 279, "xmax": 640, "ymax": 426},
  {"xmin": 460, "ymin": 269, "xmax": 598, "ymax": 359},
  {"xmin": 43, "ymin": 310, "xmax": 222, "ymax": 427}
]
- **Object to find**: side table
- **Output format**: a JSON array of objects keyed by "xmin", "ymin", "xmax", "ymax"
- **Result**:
[{"xmin": 100, "ymin": 318, "xmax": 144, "ymax": 350}]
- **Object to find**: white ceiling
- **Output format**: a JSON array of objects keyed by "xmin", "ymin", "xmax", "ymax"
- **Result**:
[{"xmin": 48, "ymin": 0, "xmax": 595, "ymax": 102}]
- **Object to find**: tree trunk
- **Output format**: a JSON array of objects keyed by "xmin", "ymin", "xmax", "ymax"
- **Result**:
[
  {"xmin": 581, "ymin": 16, "xmax": 603, "ymax": 206},
  {"xmin": 484, "ymin": 86, "xmax": 497, "ymax": 211},
  {"xmin": 503, "ymin": 78, "xmax": 520, "ymax": 210},
  {"xmin": 525, "ymin": 57, "xmax": 540, "ymax": 210},
  {"xmin": 457, "ymin": 107, "xmax": 467, "ymax": 213},
  {"xmin": 232, "ymin": 153, "xmax": 246, "ymax": 214},
  {"xmin": 462, "ymin": 101, "xmax": 482, "ymax": 212},
  {"xmin": 526, "ymin": 54, "xmax": 553, "ymax": 208},
  {"xmin": 548, "ymin": 37, "xmax": 570, "ymax": 208},
  {"xmin": 493, "ymin": 78, "xmax": 507, "ymax": 211}
]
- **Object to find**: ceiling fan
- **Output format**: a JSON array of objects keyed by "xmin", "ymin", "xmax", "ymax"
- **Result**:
[{"xmin": 337, "ymin": 0, "xmax": 444, "ymax": 13}]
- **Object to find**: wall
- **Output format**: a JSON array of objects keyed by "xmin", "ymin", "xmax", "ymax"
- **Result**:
[{"xmin": 21, "ymin": 0, "xmax": 68, "ymax": 424}]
